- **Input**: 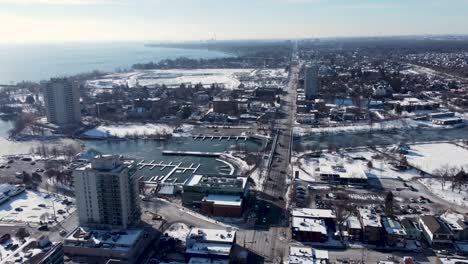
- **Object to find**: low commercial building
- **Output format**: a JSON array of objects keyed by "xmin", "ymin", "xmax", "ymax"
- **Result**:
[
  {"xmin": 401, "ymin": 218, "xmax": 423, "ymax": 240},
  {"xmin": 344, "ymin": 216, "xmax": 363, "ymax": 241},
  {"xmin": 182, "ymin": 174, "xmax": 248, "ymax": 208},
  {"xmin": 185, "ymin": 228, "xmax": 236, "ymax": 261},
  {"xmin": 358, "ymin": 208, "xmax": 382, "ymax": 244},
  {"xmin": 63, "ymin": 227, "xmax": 153, "ymax": 264},
  {"xmin": 288, "ymin": 246, "xmax": 329, "ymax": 264},
  {"xmin": 317, "ymin": 161, "xmax": 368, "ymax": 187},
  {"xmin": 292, "ymin": 217, "xmax": 328, "ymax": 243},
  {"xmin": 382, "ymin": 217, "xmax": 407, "ymax": 247},
  {"xmin": 201, "ymin": 194, "xmax": 243, "ymax": 217},
  {"xmin": 440, "ymin": 212, "xmax": 468, "ymax": 241},
  {"xmin": 419, "ymin": 215, "xmax": 453, "ymax": 247}
]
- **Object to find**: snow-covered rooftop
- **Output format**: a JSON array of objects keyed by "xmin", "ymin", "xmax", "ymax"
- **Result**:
[
  {"xmin": 292, "ymin": 217, "xmax": 327, "ymax": 234},
  {"xmin": 289, "ymin": 246, "xmax": 329, "ymax": 264},
  {"xmin": 382, "ymin": 217, "xmax": 407, "ymax": 235},
  {"xmin": 291, "ymin": 208, "xmax": 336, "ymax": 219},
  {"xmin": 65, "ymin": 227, "xmax": 143, "ymax": 249},
  {"xmin": 187, "ymin": 228, "xmax": 236, "ymax": 244},
  {"xmin": 358, "ymin": 208, "xmax": 382, "ymax": 228},
  {"xmin": 202, "ymin": 195, "xmax": 242, "ymax": 207}
]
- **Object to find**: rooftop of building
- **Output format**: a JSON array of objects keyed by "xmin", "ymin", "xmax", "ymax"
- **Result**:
[
  {"xmin": 292, "ymin": 217, "xmax": 327, "ymax": 234},
  {"xmin": 358, "ymin": 208, "xmax": 382, "ymax": 228},
  {"xmin": 382, "ymin": 217, "xmax": 407, "ymax": 235},
  {"xmin": 202, "ymin": 195, "xmax": 242, "ymax": 207},
  {"xmin": 318, "ymin": 158, "xmax": 368, "ymax": 180},
  {"xmin": 289, "ymin": 246, "xmax": 329, "ymax": 264},
  {"xmin": 291, "ymin": 208, "xmax": 336, "ymax": 219},
  {"xmin": 185, "ymin": 174, "xmax": 247, "ymax": 189},
  {"xmin": 185, "ymin": 242, "xmax": 232, "ymax": 257},
  {"xmin": 420, "ymin": 215, "xmax": 452, "ymax": 235},
  {"xmin": 64, "ymin": 227, "xmax": 143, "ymax": 251},
  {"xmin": 187, "ymin": 228, "xmax": 236, "ymax": 244},
  {"xmin": 346, "ymin": 216, "xmax": 362, "ymax": 230},
  {"xmin": 76, "ymin": 155, "xmax": 134, "ymax": 173}
]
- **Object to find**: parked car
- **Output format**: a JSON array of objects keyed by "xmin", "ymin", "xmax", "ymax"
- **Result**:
[
  {"xmin": 14, "ymin": 207, "xmax": 23, "ymax": 212},
  {"xmin": 0, "ymin": 233, "xmax": 11, "ymax": 244}
]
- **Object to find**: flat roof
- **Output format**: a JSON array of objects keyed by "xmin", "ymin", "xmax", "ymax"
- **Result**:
[
  {"xmin": 203, "ymin": 195, "xmax": 242, "ymax": 207},
  {"xmin": 318, "ymin": 158, "xmax": 367, "ymax": 180},
  {"xmin": 292, "ymin": 217, "xmax": 327, "ymax": 234},
  {"xmin": 291, "ymin": 208, "xmax": 336, "ymax": 219},
  {"xmin": 65, "ymin": 227, "xmax": 142, "ymax": 250},
  {"xmin": 382, "ymin": 217, "xmax": 407, "ymax": 235},
  {"xmin": 289, "ymin": 246, "xmax": 329, "ymax": 264},
  {"xmin": 187, "ymin": 228, "xmax": 236, "ymax": 244},
  {"xmin": 359, "ymin": 208, "xmax": 382, "ymax": 228},
  {"xmin": 346, "ymin": 216, "xmax": 362, "ymax": 230},
  {"xmin": 186, "ymin": 242, "xmax": 232, "ymax": 257}
]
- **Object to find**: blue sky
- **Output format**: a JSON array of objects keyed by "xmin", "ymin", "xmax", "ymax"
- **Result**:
[{"xmin": 1, "ymin": 0, "xmax": 468, "ymax": 43}]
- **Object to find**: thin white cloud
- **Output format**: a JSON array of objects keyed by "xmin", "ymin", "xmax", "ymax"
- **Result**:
[{"xmin": 0, "ymin": 0, "xmax": 125, "ymax": 5}]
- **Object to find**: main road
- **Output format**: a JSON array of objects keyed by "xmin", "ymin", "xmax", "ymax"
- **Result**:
[{"xmin": 244, "ymin": 48, "xmax": 300, "ymax": 263}]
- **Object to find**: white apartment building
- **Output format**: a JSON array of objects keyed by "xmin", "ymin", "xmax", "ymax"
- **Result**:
[
  {"xmin": 44, "ymin": 78, "xmax": 81, "ymax": 126},
  {"xmin": 73, "ymin": 155, "xmax": 141, "ymax": 229}
]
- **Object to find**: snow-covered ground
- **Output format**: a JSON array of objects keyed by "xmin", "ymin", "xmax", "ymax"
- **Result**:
[
  {"xmin": 86, "ymin": 69, "xmax": 256, "ymax": 90},
  {"xmin": 293, "ymin": 119, "xmax": 421, "ymax": 136},
  {"xmin": 295, "ymin": 150, "xmax": 422, "ymax": 183},
  {"xmin": 0, "ymin": 191, "xmax": 75, "ymax": 224},
  {"xmin": 406, "ymin": 143, "xmax": 468, "ymax": 173},
  {"xmin": 419, "ymin": 178, "xmax": 468, "ymax": 207},
  {"xmin": 83, "ymin": 123, "xmax": 174, "ymax": 138},
  {"xmin": 350, "ymin": 150, "xmax": 421, "ymax": 181},
  {"xmin": 293, "ymin": 117, "xmax": 463, "ymax": 136}
]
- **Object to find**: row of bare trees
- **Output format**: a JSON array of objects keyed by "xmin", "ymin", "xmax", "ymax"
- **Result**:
[{"xmin": 433, "ymin": 165, "xmax": 468, "ymax": 193}]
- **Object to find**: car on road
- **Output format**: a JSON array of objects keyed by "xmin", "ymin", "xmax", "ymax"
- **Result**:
[
  {"xmin": 57, "ymin": 209, "xmax": 66, "ymax": 214},
  {"xmin": 10, "ymin": 244, "xmax": 19, "ymax": 250},
  {"xmin": 14, "ymin": 207, "xmax": 23, "ymax": 212},
  {"xmin": 0, "ymin": 233, "xmax": 11, "ymax": 244},
  {"xmin": 152, "ymin": 214, "xmax": 162, "ymax": 221},
  {"xmin": 38, "ymin": 225, "xmax": 48, "ymax": 231},
  {"xmin": 59, "ymin": 230, "xmax": 68, "ymax": 237},
  {"xmin": 38, "ymin": 204, "xmax": 46, "ymax": 208}
]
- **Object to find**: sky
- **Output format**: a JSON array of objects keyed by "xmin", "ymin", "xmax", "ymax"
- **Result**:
[{"xmin": 1, "ymin": 0, "xmax": 468, "ymax": 43}]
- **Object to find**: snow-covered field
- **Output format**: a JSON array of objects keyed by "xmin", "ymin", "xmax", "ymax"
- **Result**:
[
  {"xmin": 296, "ymin": 150, "xmax": 421, "ymax": 182},
  {"xmin": 86, "ymin": 69, "xmax": 256, "ymax": 90},
  {"xmin": 293, "ymin": 119, "xmax": 422, "ymax": 136},
  {"xmin": 406, "ymin": 143, "xmax": 468, "ymax": 173},
  {"xmin": 0, "ymin": 191, "xmax": 75, "ymax": 224},
  {"xmin": 293, "ymin": 117, "xmax": 463, "ymax": 136},
  {"xmin": 419, "ymin": 178, "xmax": 468, "ymax": 207},
  {"xmin": 83, "ymin": 123, "xmax": 174, "ymax": 138},
  {"xmin": 350, "ymin": 150, "xmax": 421, "ymax": 181}
]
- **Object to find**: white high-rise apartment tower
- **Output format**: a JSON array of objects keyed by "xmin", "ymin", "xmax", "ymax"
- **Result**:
[
  {"xmin": 43, "ymin": 78, "xmax": 81, "ymax": 126},
  {"xmin": 73, "ymin": 155, "xmax": 141, "ymax": 229}
]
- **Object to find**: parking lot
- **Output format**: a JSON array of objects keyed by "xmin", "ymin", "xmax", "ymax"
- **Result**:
[{"xmin": 0, "ymin": 190, "xmax": 74, "ymax": 225}]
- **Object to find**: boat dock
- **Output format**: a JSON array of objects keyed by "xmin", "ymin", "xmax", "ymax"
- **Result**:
[
  {"xmin": 162, "ymin": 150, "xmax": 223, "ymax": 157},
  {"xmin": 192, "ymin": 135, "xmax": 248, "ymax": 141}
]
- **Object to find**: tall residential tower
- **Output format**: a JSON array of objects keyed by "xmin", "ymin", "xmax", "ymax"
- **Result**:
[
  {"xmin": 304, "ymin": 64, "xmax": 319, "ymax": 100},
  {"xmin": 73, "ymin": 155, "xmax": 141, "ymax": 229},
  {"xmin": 43, "ymin": 78, "xmax": 81, "ymax": 126}
]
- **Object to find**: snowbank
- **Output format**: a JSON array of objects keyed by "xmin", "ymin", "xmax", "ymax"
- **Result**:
[{"xmin": 83, "ymin": 123, "xmax": 174, "ymax": 139}]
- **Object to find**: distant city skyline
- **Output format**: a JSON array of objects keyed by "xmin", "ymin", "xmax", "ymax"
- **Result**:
[{"xmin": 1, "ymin": 0, "xmax": 468, "ymax": 43}]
